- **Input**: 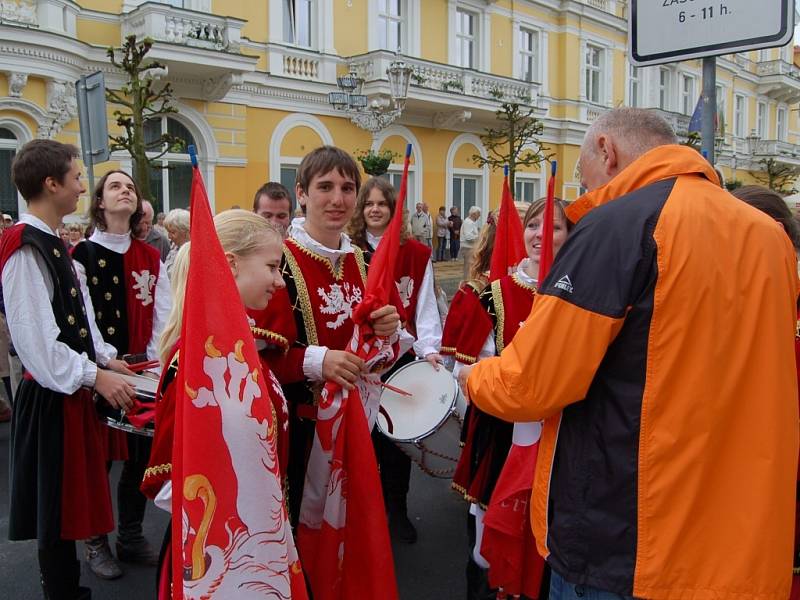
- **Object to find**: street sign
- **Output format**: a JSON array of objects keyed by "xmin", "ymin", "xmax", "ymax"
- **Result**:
[
  {"xmin": 629, "ymin": 0, "xmax": 795, "ymax": 67},
  {"xmin": 75, "ymin": 71, "xmax": 109, "ymax": 193}
]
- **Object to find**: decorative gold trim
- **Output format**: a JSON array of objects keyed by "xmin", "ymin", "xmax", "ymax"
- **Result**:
[
  {"xmin": 284, "ymin": 245, "xmax": 319, "ymax": 346},
  {"xmin": 491, "ymin": 280, "xmax": 506, "ymax": 354},
  {"xmin": 287, "ymin": 238, "xmax": 346, "ymax": 281},
  {"xmin": 440, "ymin": 345, "xmax": 457, "ymax": 355},
  {"xmin": 143, "ymin": 463, "xmax": 171, "ymax": 480},
  {"xmin": 250, "ymin": 326, "xmax": 289, "ymax": 350},
  {"xmin": 455, "ymin": 351, "xmax": 478, "ymax": 364},
  {"xmin": 512, "ymin": 272, "xmax": 538, "ymax": 293},
  {"xmin": 353, "ymin": 246, "xmax": 367, "ymax": 285},
  {"xmin": 450, "ymin": 482, "xmax": 487, "ymax": 510}
]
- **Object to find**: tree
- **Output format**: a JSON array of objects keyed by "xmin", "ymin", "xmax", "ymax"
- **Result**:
[
  {"xmin": 471, "ymin": 101, "xmax": 549, "ymax": 193},
  {"xmin": 750, "ymin": 158, "xmax": 800, "ymax": 195},
  {"xmin": 106, "ymin": 35, "xmax": 184, "ymax": 203}
]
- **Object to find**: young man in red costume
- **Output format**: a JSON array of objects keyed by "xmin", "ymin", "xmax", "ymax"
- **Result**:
[
  {"xmin": 2, "ymin": 140, "xmax": 137, "ymax": 600},
  {"xmin": 71, "ymin": 170, "xmax": 171, "ymax": 578},
  {"xmin": 257, "ymin": 145, "xmax": 405, "ymax": 524}
]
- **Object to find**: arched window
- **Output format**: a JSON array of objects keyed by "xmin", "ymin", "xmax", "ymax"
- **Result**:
[
  {"xmin": 0, "ymin": 128, "xmax": 19, "ymax": 220},
  {"xmin": 143, "ymin": 117, "xmax": 196, "ymax": 213}
]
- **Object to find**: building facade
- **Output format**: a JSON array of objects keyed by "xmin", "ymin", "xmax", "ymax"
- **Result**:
[{"xmin": 0, "ymin": 0, "xmax": 799, "ymax": 220}]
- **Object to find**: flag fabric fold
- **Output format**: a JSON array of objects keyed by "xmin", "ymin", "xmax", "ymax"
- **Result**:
[
  {"xmin": 296, "ymin": 146, "xmax": 414, "ymax": 600},
  {"xmin": 172, "ymin": 147, "xmax": 307, "ymax": 599},
  {"xmin": 489, "ymin": 169, "xmax": 526, "ymax": 282}
]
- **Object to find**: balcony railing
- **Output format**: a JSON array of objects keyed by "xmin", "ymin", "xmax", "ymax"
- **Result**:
[
  {"xmin": 0, "ymin": 0, "xmax": 78, "ymax": 34},
  {"xmin": 121, "ymin": 2, "xmax": 245, "ymax": 53},
  {"xmin": 349, "ymin": 51, "xmax": 541, "ymax": 106},
  {"xmin": 757, "ymin": 60, "xmax": 800, "ymax": 81},
  {"xmin": 756, "ymin": 59, "xmax": 800, "ymax": 103},
  {"xmin": 0, "ymin": 0, "xmax": 37, "ymax": 26},
  {"xmin": 581, "ymin": 0, "xmax": 618, "ymax": 14}
]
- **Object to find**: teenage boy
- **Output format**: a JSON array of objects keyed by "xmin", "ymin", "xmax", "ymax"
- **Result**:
[
  {"xmin": 72, "ymin": 170, "xmax": 171, "ymax": 578},
  {"xmin": 2, "ymin": 139, "xmax": 136, "ymax": 600},
  {"xmin": 259, "ymin": 145, "xmax": 405, "ymax": 523}
]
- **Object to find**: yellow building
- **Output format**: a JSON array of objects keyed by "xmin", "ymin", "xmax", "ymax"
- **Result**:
[{"xmin": 0, "ymin": 0, "xmax": 798, "ymax": 220}]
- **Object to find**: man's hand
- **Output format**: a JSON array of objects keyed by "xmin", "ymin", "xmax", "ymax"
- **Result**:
[
  {"xmin": 457, "ymin": 363, "xmax": 475, "ymax": 403},
  {"xmin": 106, "ymin": 358, "xmax": 136, "ymax": 376},
  {"xmin": 369, "ymin": 305, "xmax": 400, "ymax": 338},
  {"xmin": 95, "ymin": 369, "xmax": 136, "ymax": 411},
  {"xmin": 322, "ymin": 350, "xmax": 365, "ymax": 390},
  {"xmin": 425, "ymin": 352, "xmax": 444, "ymax": 371}
]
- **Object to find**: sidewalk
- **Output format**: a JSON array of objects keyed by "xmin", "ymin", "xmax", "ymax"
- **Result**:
[{"xmin": 432, "ymin": 258, "xmax": 466, "ymax": 300}]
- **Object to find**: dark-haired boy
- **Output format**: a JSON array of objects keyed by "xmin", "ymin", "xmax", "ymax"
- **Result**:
[
  {"xmin": 2, "ymin": 139, "xmax": 136, "ymax": 600},
  {"xmin": 257, "ymin": 145, "xmax": 407, "ymax": 524}
]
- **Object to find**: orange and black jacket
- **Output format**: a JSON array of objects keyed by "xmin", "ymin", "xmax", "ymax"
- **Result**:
[{"xmin": 468, "ymin": 145, "xmax": 799, "ymax": 599}]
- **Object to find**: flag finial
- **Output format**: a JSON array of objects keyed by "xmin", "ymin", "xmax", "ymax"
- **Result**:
[
  {"xmin": 405, "ymin": 143, "xmax": 412, "ymax": 159},
  {"xmin": 504, "ymin": 165, "xmax": 509, "ymax": 177},
  {"xmin": 188, "ymin": 144, "xmax": 198, "ymax": 167},
  {"xmin": 551, "ymin": 160, "xmax": 557, "ymax": 176}
]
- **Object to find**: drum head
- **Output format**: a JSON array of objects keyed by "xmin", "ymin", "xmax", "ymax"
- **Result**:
[
  {"xmin": 119, "ymin": 373, "xmax": 158, "ymax": 401},
  {"xmin": 378, "ymin": 361, "xmax": 457, "ymax": 442}
]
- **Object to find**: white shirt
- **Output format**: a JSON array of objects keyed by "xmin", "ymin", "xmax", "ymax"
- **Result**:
[
  {"xmin": 367, "ymin": 231, "xmax": 442, "ymax": 358},
  {"xmin": 1, "ymin": 214, "xmax": 116, "ymax": 394},
  {"xmin": 290, "ymin": 222, "xmax": 413, "ymax": 380},
  {"xmin": 460, "ymin": 217, "xmax": 481, "ymax": 247},
  {"xmin": 73, "ymin": 229, "xmax": 172, "ymax": 364}
]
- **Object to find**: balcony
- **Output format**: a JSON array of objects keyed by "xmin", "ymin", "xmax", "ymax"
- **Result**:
[
  {"xmin": 120, "ymin": 1, "xmax": 257, "ymax": 90},
  {"xmin": 347, "ymin": 50, "xmax": 543, "ymax": 122},
  {"xmin": 266, "ymin": 44, "xmax": 338, "ymax": 85},
  {"xmin": 0, "ymin": 0, "xmax": 78, "ymax": 35},
  {"xmin": 753, "ymin": 139, "xmax": 800, "ymax": 167},
  {"xmin": 757, "ymin": 60, "xmax": 800, "ymax": 104},
  {"xmin": 652, "ymin": 109, "xmax": 692, "ymax": 137}
]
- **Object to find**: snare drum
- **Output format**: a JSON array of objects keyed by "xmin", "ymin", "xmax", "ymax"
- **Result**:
[
  {"xmin": 377, "ymin": 361, "xmax": 466, "ymax": 478},
  {"xmin": 96, "ymin": 373, "xmax": 159, "ymax": 437}
]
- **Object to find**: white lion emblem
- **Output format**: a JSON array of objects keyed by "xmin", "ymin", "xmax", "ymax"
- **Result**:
[
  {"xmin": 317, "ymin": 283, "xmax": 362, "ymax": 330},
  {"xmin": 131, "ymin": 269, "xmax": 156, "ymax": 306},
  {"xmin": 396, "ymin": 276, "xmax": 414, "ymax": 309}
]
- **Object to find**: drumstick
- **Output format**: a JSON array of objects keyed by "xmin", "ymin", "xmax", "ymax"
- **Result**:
[
  {"xmin": 380, "ymin": 381, "xmax": 412, "ymax": 397},
  {"xmin": 125, "ymin": 359, "xmax": 160, "ymax": 372}
]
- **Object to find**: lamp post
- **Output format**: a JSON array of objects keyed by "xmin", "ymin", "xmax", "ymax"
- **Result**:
[
  {"xmin": 746, "ymin": 129, "xmax": 763, "ymax": 158},
  {"xmin": 328, "ymin": 58, "xmax": 413, "ymax": 135}
]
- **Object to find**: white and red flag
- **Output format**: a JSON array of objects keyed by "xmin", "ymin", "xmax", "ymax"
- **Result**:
[
  {"xmin": 295, "ymin": 147, "xmax": 415, "ymax": 600},
  {"xmin": 480, "ymin": 161, "xmax": 558, "ymax": 598},
  {"xmin": 171, "ymin": 147, "xmax": 307, "ymax": 599}
]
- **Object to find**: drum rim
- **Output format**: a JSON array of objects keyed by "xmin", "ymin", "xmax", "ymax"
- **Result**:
[
  {"xmin": 378, "ymin": 360, "xmax": 461, "ymax": 442},
  {"xmin": 105, "ymin": 416, "xmax": 154, "ymax": 437}
]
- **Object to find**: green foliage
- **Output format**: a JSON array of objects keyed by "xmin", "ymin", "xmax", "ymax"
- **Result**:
[
  {"xmin": 106, "ymin": 35, "xmax": 184, "ymax": 202},
  {"xmin": 472, "ymin": 102, "xmax": 550, "ymax": 191},
  {"xmin": 357, "ymin": 149, "xmax": 398, "ymax": 177},
  {"xmin": 441, "ymin": 79, "xmax": 464, "ymax": 92},
  {"xmin": 750, "ymin": 158, "xmax": 800, "ymax": 195}
]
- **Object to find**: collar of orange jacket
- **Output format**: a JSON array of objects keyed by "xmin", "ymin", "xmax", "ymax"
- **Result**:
[{"xmin": 566, "ymin": 144, "xmax": 720, "ymax": 224}]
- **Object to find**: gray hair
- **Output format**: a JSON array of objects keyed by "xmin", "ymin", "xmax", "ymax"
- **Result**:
[
  {"xmin": 164, "ymin": 208, "xmax": 190, "ymax": 233},
  {"xmin": 468, "ymin": 206, "xmax": 481, "ymax": 217},
  {"xmin": 586, "ymin": 108, "xmax": 678, "ymax": 157}
]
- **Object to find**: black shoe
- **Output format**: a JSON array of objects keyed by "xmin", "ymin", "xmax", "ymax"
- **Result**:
[
  {"xmin": 116, "ymin": 536, "xmax": 159, "ymax": 566},
  {"xmin": 389, "ymin": 512, "xmax": 418, "ymax": 544}
]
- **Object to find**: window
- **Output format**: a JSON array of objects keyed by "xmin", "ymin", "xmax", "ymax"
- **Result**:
[
  {"xmin": 378, "ymin": 0, "xmax": 404, "ymax": 52},
  {"xmin": 142, "ymin": 117, "xmax": 196, "ymax": 213},
  {"xmin": 628, "ymin": 64, "xmax": 640, "ymax": 108},
  {"xmin": 452, "ymin": 175, "xmax": 478, "ymax": 219},
  {"xmin": 0, "ymin": 128, "xmax": 19, "ymax": 220},
  {"xmin": 381, "ymin": 170, "xmax": 416, "ymax": 213},
  {"xmin": 519, "ymin": 28, "xmax": 537, "ymax": 83},
  {"xmin": 585, "ymin": 44, "xmax": 603, "ymax": 104},
  {"xmin": 734, "ymin": 94, "xmax": 746, "ymax": 137},
  {"xmin": 455, "ymin": 8, "xmax": 477, "ymax": 69},
  {"xmin": 280, "ymin": 165, "xmax": 299, "ymax": 211},
  {"xmin": 659, "ymin": 68, "xmax": 671, "ymax": 110},
  {"xmin": 777, "ymin": 107, "xmax": 787, "ymax": 141},
  {"xmin": 716, "ymin": 84, "xmax": 725, "ymax": 116},
  {"xmin": 681, "ymin": 74, "xmax": 695, "ymax": 116},
  {"xmin": 514, "ymin": 178, "xmax": 540, "ymax": 204},
  {"xmin": 283, "ymin": 0, "xmax": 312, "ymax": 48},
  {"xmin": 757, "ymin": 101, "xmax": 767, "ymax": 138}
]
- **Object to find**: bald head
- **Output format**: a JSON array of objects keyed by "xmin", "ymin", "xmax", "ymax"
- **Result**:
[
  {"xmin": 136, "ymin": 200, "xmax": 154, "ymax": 240},
  {"xmin": 579, "ymin": 108, "xmax": 678, "ymax": 191}
]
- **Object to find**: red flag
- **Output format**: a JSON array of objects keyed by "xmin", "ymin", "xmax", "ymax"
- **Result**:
[
  {"xmin": 296, "ymin": 147, "xmax": 412, "ymax": 600},
  {"xmin": 172, "ymin": 147, "xmax": 307, "ymax": 599},
  {"xmin": 537, "ymin": 161, "xmax": 557, "ymax": 283},
  {"xmin": 489, "ymin": 168, "xmax": 526, "ymax": 282}
]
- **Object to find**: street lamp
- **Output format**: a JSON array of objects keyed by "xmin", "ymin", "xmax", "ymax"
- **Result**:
[
  {"xmin": 328, "ymin": 59, "xmax": 413, "ymax": 134},
  {"xmin": 746, "ymin": 129, "xmax": 762, "ymax": 156}
]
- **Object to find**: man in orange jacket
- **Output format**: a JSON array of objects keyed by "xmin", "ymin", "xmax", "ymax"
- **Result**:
[{"xmin": 459, "ymin": 107, "xmax": 799, "ymax": 600}]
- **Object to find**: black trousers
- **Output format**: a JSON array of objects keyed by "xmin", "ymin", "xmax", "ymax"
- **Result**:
[
  {"xmin": 117, "ymin": 433, "xmax": 152, "ymax": 541},
  {"xmin": 38, "ymin": 540, "xmax": 88, "ymax": 600}
]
